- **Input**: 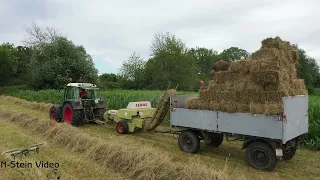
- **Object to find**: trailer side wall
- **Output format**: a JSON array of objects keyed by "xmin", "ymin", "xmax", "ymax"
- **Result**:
[
  {"xmin": 170, "ymin": 95, "xmax": 309, "ymax": 144},
  {"xmin": 282, "ymin": 95, "xmax": 308, "ymax": 143}
]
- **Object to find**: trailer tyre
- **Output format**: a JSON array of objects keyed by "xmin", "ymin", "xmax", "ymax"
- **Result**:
[
  {"xmin": 116, "ymin": 120, "xmax": 129, "ymax": 134},
  {"xmin": 210, "ymin": 134, "xmax": 224, "ymax": 147},
  {"xmin": 246, "ymin": 141, "xmax": 277, "ymax": 171},
  {"xmin": 178, "ymin": 131, "xmax": 200, "ymax": 154},
  {"xmin": 282, "ymin": 147, "xmax": 297, "ymax": 160}
]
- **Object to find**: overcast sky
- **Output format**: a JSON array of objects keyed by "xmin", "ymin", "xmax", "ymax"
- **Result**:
[{"xmin": 1, "ymin": 0, "xmax": 319, "ymax": 74}]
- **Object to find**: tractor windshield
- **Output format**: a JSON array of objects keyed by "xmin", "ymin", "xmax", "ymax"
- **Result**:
[{"xmin": 79, "ymin": 88, "xmax": 98, "ymax": 99}]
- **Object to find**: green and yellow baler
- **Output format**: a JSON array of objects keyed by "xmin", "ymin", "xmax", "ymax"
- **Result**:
[{"xmin": 105, "ymin": 89, "xmax": 177, "ymax": 134}]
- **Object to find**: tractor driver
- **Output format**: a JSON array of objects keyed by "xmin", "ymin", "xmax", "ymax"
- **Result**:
[{"xmin": 79, "ymin": 88, "xmax": 88, "ymax": 98}]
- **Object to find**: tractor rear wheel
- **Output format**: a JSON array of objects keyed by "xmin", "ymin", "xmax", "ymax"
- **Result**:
[
  {"xmin": 116, "ymin": 120, "xmax": 129, "ymax": 134},
  {"xmin": 95, "ymin": 108, "xmax": 106, "ymax": 121},
  {"xmin": 62, "ymin": 103, "xmax": 83, "ymax": 126}
]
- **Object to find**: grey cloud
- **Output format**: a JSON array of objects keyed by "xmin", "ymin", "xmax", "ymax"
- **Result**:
[{"xmin": 1, "ymin": 0, "xmax": 320, "ymax": 72}]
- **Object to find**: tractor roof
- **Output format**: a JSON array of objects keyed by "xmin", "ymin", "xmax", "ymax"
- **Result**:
[{"xmin": 67, "ymin": 83, "xmax": 98, "ymax": 88}]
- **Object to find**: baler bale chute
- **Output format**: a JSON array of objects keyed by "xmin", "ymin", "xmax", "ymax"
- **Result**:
[{"xmin": 105, "ymin": 89, "xmax": 177, "ymax": 134}]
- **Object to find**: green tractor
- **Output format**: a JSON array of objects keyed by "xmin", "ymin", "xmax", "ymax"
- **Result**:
[{"xmin": 49, "ymin": 82, "xmax": 107, "ymax": 126}]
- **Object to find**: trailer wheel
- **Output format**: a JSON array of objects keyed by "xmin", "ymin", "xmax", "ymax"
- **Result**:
[
  {"xmin": 245, "ymin": 141, "xmax": 278, "ymax": 171},
  {"xmin": 282, "ymin": 146, "xmax": 297, "ymax": 160},
  {"xmin": 116, "ymin": 120, "xmax": 129, "ymax": 134},
  {"xmin": 210, "ymin": 133, "xmax": 224, "ymax": 147},
  {"xmin": 178, "ymin": 131, "xmax": 200, "ymax": 154}
]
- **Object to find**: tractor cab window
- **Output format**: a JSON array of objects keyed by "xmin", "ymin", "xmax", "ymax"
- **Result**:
[
  {"xmin": 65, "ymin": 87, "xmax": 76, "ymax": 99},
  {"xmin": 79, "ymin": 88, "xmax": 96, "ymax": 99}
]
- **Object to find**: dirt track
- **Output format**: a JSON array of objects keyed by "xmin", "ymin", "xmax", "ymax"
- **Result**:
[{"xmin": 1, "ymin": 95, "xmax": 320, "ymax": 180}]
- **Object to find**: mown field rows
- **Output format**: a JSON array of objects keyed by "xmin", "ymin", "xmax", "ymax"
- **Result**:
[
  {"xmin": 1, "ymin": 96, "xmax": 320, "ymax": 179},
  {"xmin": 1, "ymin": 87, "xmax": 320, "ymax": 150}
]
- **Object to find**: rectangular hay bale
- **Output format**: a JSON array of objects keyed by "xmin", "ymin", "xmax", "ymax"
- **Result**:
[
  {"xmin": 209, "ymin": 101, "xmax": 221, "ymax": 111},
  {"xmin": 259, "ymin": 59, "xmax": 281, "ymax": 72},
  {"xmin": 247, "ymin": 60, "xmax": 261, "ymax": 73},
  {"xmin": 221, "ymin": 101, "xmax": 237, "ymax": 113},
  {"xmin": 185, "ymin": 97, "xmax": 199, "ymax": 109},
  {"xmin": 236, "ymin": 103, "xmax": 250, "ymax": 113},
  {"xmin": 185, "ymin": 97, "xmax": 210, "ymax": 110},
  {"xmin": 292, "ymin": 79, "xmax": 306, "ymax": 90},
  {"xmin": 229, "ymin": 60, "xmax": 249, "ymax": 73},
  {"xmin": 249, "ymin": 103, "xmax": 265, "ymax": 114},
  {"xmin": 251, "ymin": 49, "xmax": 281, "ymax": 60},
  {"xmin": 217, "ymin": 91, "xmax": 236, "ymax": 102},
  {"xmin": 260, "ymin": 91, "xmax": 283, "ymax": 103},
  {"xmin": 251, "ymin": 70, "xmax": 280, "ymax": 85},
  {"xmin": 264, "ymin": 102, "xmax": 283, "ymax": 115},
  {"xmin": 199, "ymin": 89, "xmax": 211, "ymax": 100}
]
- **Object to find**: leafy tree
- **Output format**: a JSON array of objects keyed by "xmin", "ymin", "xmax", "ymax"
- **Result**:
[
  {"xmin": 14, "ymin": 46, "xmax": 33, "ymax": 81},
  {"xmin": 219, "ymin": 47, "xmax": 250, "ymax": 61},
  {"xmin": 119, "ymin": 52, "xmax": 147, "ymax": 89},
  {"xmin": 187, "ymin": 47, "xmax": 219, "ymax": 82},
  {"xmin": 28, "ymin": 36, "xmax": 98, "ymax": 89},
  {"xmin": 98, "ymin": 73, "xmax": 122, "ymax": 89},
  {"xmin": 0, "ymin": 43, "xmax": 18, "ymax": 85},
  {"xmin": 145, "ymin": 32, "xmax": 197, "ymax": 91},
  {"xmin": 294, "ymin": 44, "xmax": 320, "ymax": 92}
]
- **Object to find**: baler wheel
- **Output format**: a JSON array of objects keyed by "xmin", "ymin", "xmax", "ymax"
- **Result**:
[{"xmin": 116, "ymin": 120, "xmax": 129, "ymax": 134}]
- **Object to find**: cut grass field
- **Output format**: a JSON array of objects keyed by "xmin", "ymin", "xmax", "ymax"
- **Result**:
[
  {"xmin": 0, "ymin": 116, "xmax": 124, "ymax": 180},
  {"xmin": 1, "ymin": 96, "xmax": 320, "ymax": 180}
]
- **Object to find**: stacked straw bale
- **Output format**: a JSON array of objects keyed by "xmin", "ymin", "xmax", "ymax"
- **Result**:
[{"xmin": 185, "ymin": 36, "xmax": 308, "ymax": 115}]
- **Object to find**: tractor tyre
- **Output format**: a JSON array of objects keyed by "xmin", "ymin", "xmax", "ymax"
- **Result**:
[
  {"xmin": 116, "ymin": 120, "xmax": 129, "ymax": 134},
  {"xmin": 49, "ymin": 106, "xmax": 61, "ymax": 123},
  {"xmin": 210, "ymin": 133, "xmax": 224, "ymax": 147},
  {"xmin": 96, "ymin": 108, "xmax": 106, "ymax": 121},
  {"xmin": 62, "ymin": 103, "xmax": 83, "ymax": 126},
  {"xmin": 178, "ymin": 130, "xmax": 200, "ymax": 154}
]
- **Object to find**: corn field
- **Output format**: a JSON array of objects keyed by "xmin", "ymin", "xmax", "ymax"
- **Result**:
[{"xmin": 0, "ymin": 86, "xmax": 319, "ymax": 150}]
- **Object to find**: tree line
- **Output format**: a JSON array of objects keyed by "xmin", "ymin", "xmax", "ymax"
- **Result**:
[{"xmin": 1, "ymin": 24, "xmax": 320, "ymax": 93}]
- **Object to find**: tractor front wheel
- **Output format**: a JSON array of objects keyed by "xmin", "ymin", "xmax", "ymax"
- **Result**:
[
  {"xmin": 116, "ymin": 120, "xmax": 129, "ymax": 134},
  {"xmin": 62, "ymin": 103, "xmax": 83, "ymax": 126}
]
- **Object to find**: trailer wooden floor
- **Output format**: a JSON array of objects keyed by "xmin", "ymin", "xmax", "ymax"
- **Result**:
[{"xmin": 1, "ymin": 97, "xmax": 320, "ymax": 180}]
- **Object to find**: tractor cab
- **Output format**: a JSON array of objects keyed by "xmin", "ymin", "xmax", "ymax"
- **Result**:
[{"xmin": 65, "ymin": 83, "xmax": 98, "ymax": 100}]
